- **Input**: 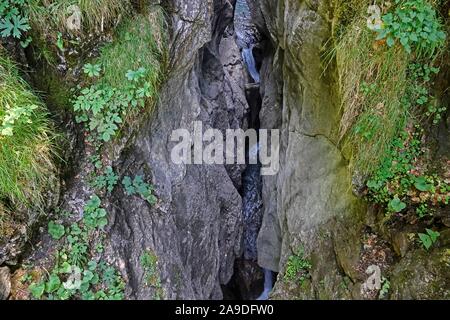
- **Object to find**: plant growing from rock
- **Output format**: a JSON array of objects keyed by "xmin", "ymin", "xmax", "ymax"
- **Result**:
[
  {"xmin": 418, "ymin": 229, "xmax": 440, "ymax": 250},
  {"xmin": 379, "ymin": 277, "xmax": 391, "ymax": 299},
  {"xmin": 27, "ymin": 196, "xmax": 124, "ymax": 300},
  {"xmin": 375, "ymin": 0, "xmax": 446, "ymax": 56},
  {"xmin": 284, "ymin": 247, "xmax": 312, "ymax": 285},
  {"xmin": 90, "ymin": 166, "xmax": 119, "ymax": 193},
  {"xmin": 122, "ymin": 175, "xmax": 157, "ymax": 205},
  {"xmin": 140, "ymin": 250, "xmax": 163, "ymax": 299},
  {"xmin": 73, "ymin": 67, "xmax": 153, "ymax": 143}
]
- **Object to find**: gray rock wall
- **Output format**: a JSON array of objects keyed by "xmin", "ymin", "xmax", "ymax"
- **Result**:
[
  {"xmin": 256, "ymin": 0, "xmax": 449, "ymax": 300},
  {"xmin": 103, "ymin": 0, "xmax": 250, "ymax": 299}
]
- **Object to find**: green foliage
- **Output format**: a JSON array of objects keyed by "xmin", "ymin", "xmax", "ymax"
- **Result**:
[
  {"xmin": 88, "ymin": 154, "xmax": 103, "ymax": 170},
  {"xmin": 27, "ymin": 0, "xmax": 130, "ymax": 35},
  {"xmin": 96, "ymin": 13, "xmax": 166, "ymax": 90},
  {"xmin": 140, "ymin": 250, "xmax": 163, "ymax": 299},
  {"xmin": 0, "ymin": 0, "xmax": 30, "ymax": 39},
  {"xmin": 379, "ymin": 277, "xmax": 391, "ymax": 299},
  {"xmin": 29, "ymin": 196, "xmax": 124, "ymax": 300},
  {"xmin": 73, "ymin": 66, "xmax": 152, "ymax": 143},
  {"xmin": 91, "ymin": 166, "xmax": 119, "ymax": 193},
  {"xmin": 70, "ymin": 12, "xmax": 167, "ymax": 147},
  {"xmin": 366, "ymin": 127, "xmax": 449, "ymax": 217},
  {"xmin": 388, "ymin": 197, "xmax": 407, "ymax": 213},
  {"xmin": 56, "ymin": 31, "xmax": 64, "ymax": 50},
  {"xmin": 29, "ymin": 281, "xmax": 45, "ymax": 299},
  {"xmin": 375, "ymin": 0, "xmax": 446, "ymax": 56},
  {"xmin": 0, "ymin": 53, "xmax": 55, "ymax": 206},
  {"xmin": 407, "ymin": 63, "xmax": 447, "ymax": 124},
  {"xmin": 83, "ymin": 63, "xmax": 102, "ymax": 78},
  {"xmin": 71, "ymin": 13, "xmax": 166, "ymax": 147},
  {"xmin": 122, "ymin": 175, "xmax": 157, "ymax": 205},
  {"xmin": 83, "ymin": 195, "xmax": 108, "ymax": 230},
  {"xmin": 336, "ymin": 1, "xmax": 447, "ymax": 177},
  {"xmin": 335, "ymin": 5, "xmax": 411, "ymax": 175},
  {"xmin": 64, "ymin": 223, "xmax": 89, "ymax": 267},
  {"xmin": 1, "ymin": 103, "xmax": 38, "ymax": 137},
  {"xmin": 360, "ymin": 57, "xmax": 448, "ymax": 220},
  {"xmin": 284, "ymin": 247, "xmax": 312, "ymax": 285},
  {"xmin": 48, "ymin": 221, "xmax": 65, "ymax": 240},
  {"xmin": 418, "ymin": 228, "xmax": 440, "ymax": 250}
]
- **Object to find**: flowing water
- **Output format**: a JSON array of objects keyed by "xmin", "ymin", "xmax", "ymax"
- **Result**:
[
  {"xmin": 232, "ymin": 0, "xmax": 273, "ymax": 300},
  {"xmin": 242, "ymin": 48, "xmax": 260, "ymax": 83}
]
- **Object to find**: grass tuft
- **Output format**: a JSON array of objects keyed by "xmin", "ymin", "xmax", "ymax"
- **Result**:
[
  {"xmin": 96, "ymin": 8, "xmax": 168, "ymax": 91},
  {"xmin": 0, "ymin": 52, "xmax": 56, "ymax": 208},
  {"xmin": 333, "ymin": 1, "xmax": 412, "ymax": 175},
  {"xmin": 27, "ymin": 0, "xmax": 131, "ymax": 35}
]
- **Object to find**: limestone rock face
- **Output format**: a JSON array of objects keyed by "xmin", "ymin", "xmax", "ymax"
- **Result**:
[
  {"xmin": 254, "ymin": 0, "xmax": 364, "ymax": 299},
  {"xmin": 390, "ymin": 247, "xmax": 450, "ymax": 300},
  {"xmin": 100, "ymin": 0, "xmax": 249, "ymax": 299},
  {"xmin": 255, "ymin": 0, "xmax": 449, "ymax": 300}
]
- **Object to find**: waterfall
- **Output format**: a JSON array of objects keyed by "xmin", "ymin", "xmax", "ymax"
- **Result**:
[
  {"xmin": 242, "ymin": 47, "xmax": 260, "ymax": 83},
  {"xmin": 226, "ymin": 0, "xmax": 271, "ymax": 300},
  {"xmin": 256, "ymin": 269, "xmax": 274, "ymax": 300}
]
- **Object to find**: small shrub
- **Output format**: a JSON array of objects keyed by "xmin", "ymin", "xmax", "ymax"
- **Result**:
[{"xmin": 73, "ymin": 66, "xmax": 154, "ymax": 143}]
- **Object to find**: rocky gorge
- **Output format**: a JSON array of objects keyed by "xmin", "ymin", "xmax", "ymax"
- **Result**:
[{"xmin": 0, "ymin": 0, "xmax": 449, "ymax": 301}]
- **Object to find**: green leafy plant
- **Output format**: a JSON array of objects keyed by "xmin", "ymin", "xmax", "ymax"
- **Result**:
[
  {"xmin": 0, "ymin": 0, "xmax": 30, "ymax": 39},
  {"xmin": 122, "ymin": 175, "xmax": 157, "ymax": 205},
  {"xmin": 48, "ymin": 221, "xmax": 65, "ymax": 240},
  {"xmin": 83, "ymin": 195, "xmax": 108, "ymax": 230},
  {"xmin": 29, "ymin": 195, "xmax": 125, "ymax": 300},
  {"xmin": 379, "ymin": 277, "xmax": 391, "ymax": 299},
  {"xmin": 83, "ymin": 63, "xmax": 102, "ymax": 78},
  {"xmin": 1, "ymin": 103, "xmax": 38, "ymax": 136},
  {"xmin": 414, "ymin": 176, "xmax": 433, "ymax": 192},
  {"xmin": 284, "ymin": 246, "xmax": 312, "ymax": 284},
  {"xmin": 73, "ymin": 68, "xmax": 152, "ymax": 143},
  {"xmin": 418, "ymin": 229, "xmax": 440, "ymax": 250},
  {"xmin": 91, "ymin": 166, "xmax": 119, "ymax": 193},
  {"xmin": 366, "ymin": 126, "xmax": 449, "ymax": 218},
  {"xmin": 29, "ymin": 281, "xmax": 45, "ymax": 299},
  {"xmin": 56, "ymin": 32, "xmax": 64, "ymax": 51},
  {"xmin": 375, "ymin": 0, "xmax": 446, "ymax": 56},
  {"xmin": 65, "ymin": 223, "xmax": 89, "ymax": 267},
  {"xmin": 388, "ymin": 196, "xmax": 407, "ymax": 213}
]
